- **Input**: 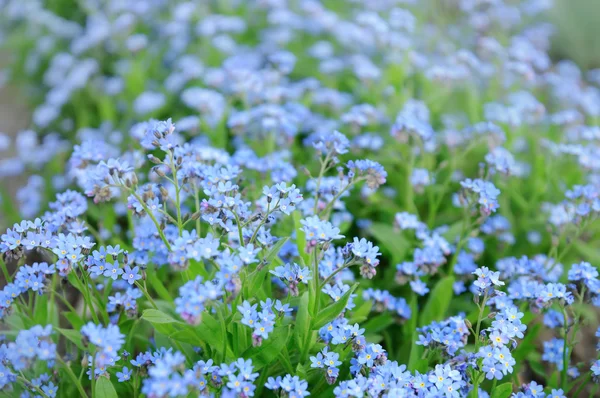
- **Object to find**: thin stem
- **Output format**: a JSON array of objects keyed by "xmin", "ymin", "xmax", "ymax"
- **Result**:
[
  {"xmin": 233, "ymin": 211, "xmax": 245, "ymax": 247},
  {"xmin": 322, "ymin": 261, "xmax": 356, "ymax": 286},
  {"xmin": 404, "ymin": 148, "xmax": 417, "ymax": 214},
  {"xmin": 0, "ymin": 257, "xmax": 12, "ymax": 283},
  {"xmin": 248, "ymin": 201, "xmax": 273, "ymax": 245},
  {"xmin": 129, "ymin": 190, "xmax": 172, "ymax": 251},
  {"xmin": 17, "ymin": 374, "xmax": 49, "ymax": 398},
  {"xmin": 320, "ymin": 180, "xmax": 356, "ymax": 219},
  {"xmin": 193, "ymin": 182, "xmax": 201, "ymax": 235},
  {"xmin": 57, "ymin": 356, "xmax": 89, "ymax": 398},
  {"xmin": 51, "ymin": 289, "xmax": 79, "ymax": 314},
  {"xmin": 572, "ymin": 373, "xmax": 592, "ymax": 397},
  {"xmin": 313, "ymin": 152, "xmax": 332, "ymax": 214},
  {"xmin": 72, "ymin": 271, "xmax": 100, "ymax": 324},
  {"xmin": 169, "ymin": 151, "xmax": 184, "ymax": 236},
  {"xmin": 561, "ymin": 306, "xmax": 570, "ymax": 390},
  {"xmin": 313, "ymin": 247, "xmax": 321, "ymax": 315},
  {"xmin": 135, "ymin": 281, "xmax": 158, "ymax": 310}
]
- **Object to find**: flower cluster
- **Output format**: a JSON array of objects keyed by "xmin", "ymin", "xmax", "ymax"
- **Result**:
[
  {"xmin": 238, "ymin": 299, "xmax": 290, "ymax": 347},
  {"xmin": 81, "ymin": 322, "xmax": 125, "ymax": 377},
  {"xmin": 0, "ymin": 325, "xmax": 56, "ymax": 393},
  {"xmin": 2, "ymin": 0, "xmax": 600, "ymax": 396},
  {"xmin": 460, "ymin": 179, "xmax": 501, "ymax": 216}
]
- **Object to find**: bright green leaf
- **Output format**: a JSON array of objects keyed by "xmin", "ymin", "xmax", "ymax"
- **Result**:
[
  {"xmin": 56, "ymin": 328, "xmax": 85, "ymax": 351},
  {"xmin": 419, "ymin": 276, "xmax": 455, "ymax": 326},
  {"xmin": 141, "ymin": 309, "xmax": 179, "ymax": 324},
  {"xmin": 95, "ymin": 376, "xmax": 118, "ymax": 398},
  {"xmin": 312, "ymin": 283, "xmax": 358, "ymax": 330},
  {"xmin": 243, "ymin": 326, "xmax": 290, "ymax": 369},
  {"xmin": 293, "ymin": 211, "xmax": 310, "ymax": 265},
  {"xmin": 491, "ymin": 382, "xmax": 513, "ymax": 398},
  {"xmin": 369, "ymin": 223, "xmax": 410, "ymax": 263}
]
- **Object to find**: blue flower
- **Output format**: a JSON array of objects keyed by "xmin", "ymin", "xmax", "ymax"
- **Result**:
[
  {"xmin": 116, "ymin": 366, "xmax": 132, "ymax": 382},
  {"xmin": 122, "ymin": 265, "xmax": 141, "ymax": 285}
]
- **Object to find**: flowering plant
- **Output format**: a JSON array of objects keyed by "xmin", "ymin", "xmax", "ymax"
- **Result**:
[{"xmin": 1, "ymin": 1, "xmax": 600, "ymax": 397}]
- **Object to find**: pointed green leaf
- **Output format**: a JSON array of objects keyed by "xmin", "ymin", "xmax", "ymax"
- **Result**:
[
  {"xmin": 312, "ymin": 283, "xmax": 358, "ymax": 330},
  {"xmin": 243, "ymin": 326, "xmax": 291, "ymax": 369},
  {"xmin": 491, "ymin": 382, "xmax": 513, "ymax": 398},
  {"xmin": 369, "ymin": 223, "xmax": 410, "ymax": 263},
  {"xmin": 294, "ymin": 292, "xmax": 311, "ymax": 359},
  {"xmin": 56, "ymin": 328, "xmax": 85, "ymax": 351},
  {"xmin": 95, "ymin": 376, "xmax": 118, "ymax": 398},
  {"xmin": 142, "ymin": 309, "xmax": 178, "ymax": 324},
  {"xmin": 293, "ymin": 211, "xmax": 310, "ymax": 265},
  {"xmin": 419, "ymin": 276, "xmax": 455, "ymax": 326}
]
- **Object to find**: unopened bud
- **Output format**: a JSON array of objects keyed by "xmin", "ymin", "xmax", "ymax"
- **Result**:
[
  {"xmin": 154, "ymin": 167, "xmax": 166, "ymax": 178},
  {"xmin": 159, "ymin": 185, "xmax": 169, "ymax": 199},
  {"xmin": 148, "ymin": 155, "xmax": 162, "ymax": 164}
]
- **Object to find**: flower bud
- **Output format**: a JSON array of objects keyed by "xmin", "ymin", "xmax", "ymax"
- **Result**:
[
  {"xmin": 153, "ymin": 167, "xmax": 166, "ymax": 178},
  {"xmin": 148, "ymin": 154, "xmax": 162, "ymax": 164}
]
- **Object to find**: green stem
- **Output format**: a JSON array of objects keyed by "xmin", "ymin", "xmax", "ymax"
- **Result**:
[
  {"xmin": 404, "ymin": 149, "xmax": 417, "ymax": 213},
  {"xmin": 320, "ymin": 180, "xmax": 356, "ymax": 219},
  {"xmin": 561, "ymin": 306, "xmax": 569, "ymax": 390},
  {"xmin": 169, "ymin": 152, "xmax": 184, "ymax": 236},
  {"xmin": 233, "ymin": 211, "xmax": 245, "ymax": 247},
  {"xmin": 0, "ymin": 257, "xmax": 12, "ymax": 283},
  {"xmin": 572, "ymin": 373, "xmax": 592, "ymax": 397},
  {"xmin": 312, "ymin": 247, "xmax": 321, "ymax": 315},
  {"xmin": 135, "ymin": 281, "xmax": 158, "ymax": 309},
  {"xmin": 17, "ymin": 374, "xmax": 49, "ymax": 398},
  {"xmin": 193, "ymin": 182, "xmax": 201, "ymax": 235},
  {"xmin": 57, "ymin": 357, "xmax": 89, "ymax": 398},
  {"xmin": 130, "ymin": 190, "xmax": 172, "ymax": 251},
  {"xmin": 72, "ymin": 271, "xmax": 100, "ymax": 324},
  {"xmin": 313, "ymin": 152, "xmax": 332, "ymax": 214}
]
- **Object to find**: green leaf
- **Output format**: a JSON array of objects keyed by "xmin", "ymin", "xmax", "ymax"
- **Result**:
[
  {"xmin": 265, "ymin": 237, "xmax": 289, "ymax": 263},
  {"xmin": 64, "ymin": 311, "xmax": 85, "ymax": 330},
  {"xmin": 142, "ymin": 309, "xmax": 178, "ymax": 324},
  {"xmin": 491, "ymin": 382, "xmax": 513, "ymax": 398},
  {"xmin": 442, "ymin": 221, "xmax": 464, "ymax": 242},
  {"xmin": 573, "ymin": 240, "xmax": 600, "ymax": 264},
  {"xmin": 419, "ymin": 276, "xmax": 455, "ymax": 326},
  {"xmin": 407, "ymin": 344, "xmax": 427, "ymax": 373},
  {"xmin": 369, "ymin": 223, "xmax": 410, "ymax": 263},
  {"xmin": 141, "ymin": 309, "xmax": 184, "ymax": 336},
  {"xmin": 294, "ymin": 292, "xmax": 311, "ymax": 360},
  {"xmin": 95, "ymin": 376, "xmax": 118, "ymax": 398},
  {"xmin": 56, "ymin": 328, "xmax": 85, "ymax": 351},
  {"xmin": 312, "ymin": 283, "xmax": 358, "ymax": 330},
  {"xmin": 403, "ymin": 294, "xmax": 421, "ymax": 365},
  {"xmin": 147, "ymin": 270, "xmax": 173, "ymax": 302},
  {"xmin": 349, "ymin": 300, "xmax": 372, "ymax": 324},
  {"xmin": 243, "ymin": 326, "xmax": 291, "ymax": 369},
  {"xmin": 293, "ymin": 211, "xmax": 310, "ymax": 265},
  {"xmin": 34, "ymin": 294, "xmax": 48, "ymax": 324},
  {"xmin": 362, "ymin": 313, "xmax": 394, "ymax": 334}
]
